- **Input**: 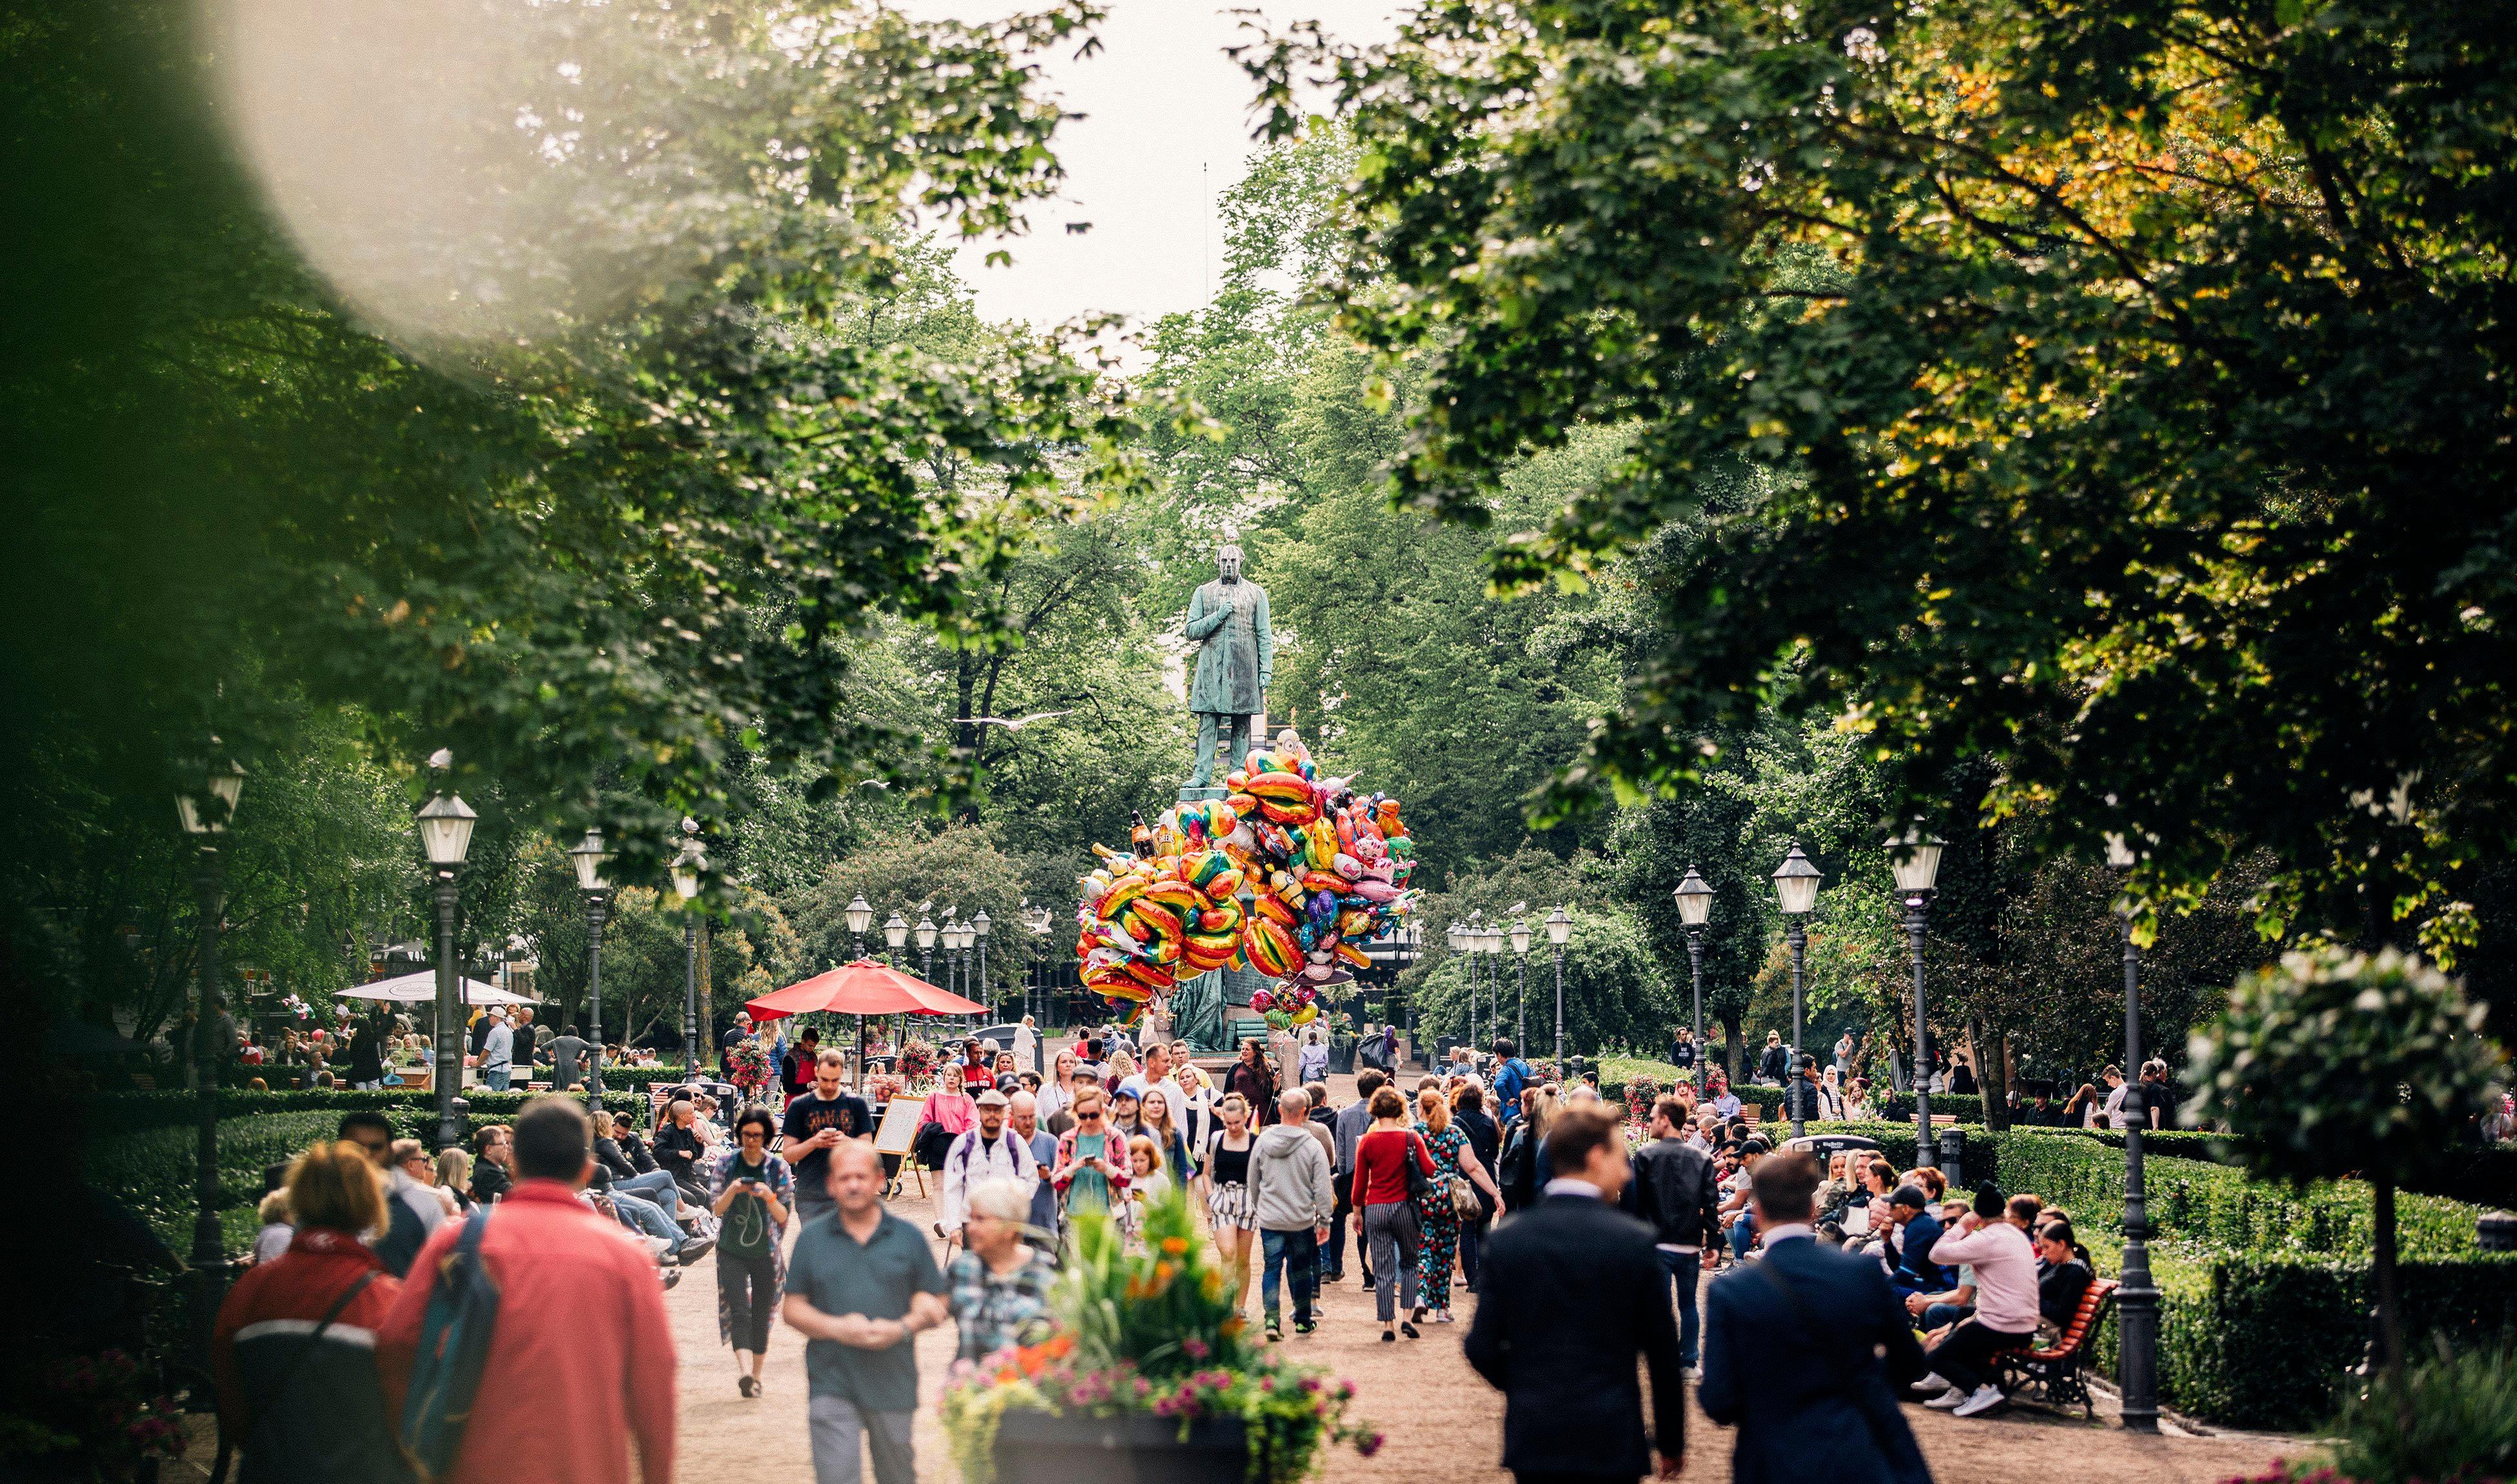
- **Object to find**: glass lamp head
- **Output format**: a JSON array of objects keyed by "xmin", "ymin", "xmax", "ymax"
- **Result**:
[
  {"xmin": 884, "ymin": 912, "xmax": 910, "ymax": 950},
  {"xmin": 845, "ymin": 894, "xmax": 874, "ymax": 936},
  {"xmin": 1772, "ymin": 845, "xmax": 1823, "ymax": 916},
  {"xmin": 416, "ymin": 791, "xmax": 478, "ymax": 867},
  {"xmin": 569, "ymin": 828, "xmax": 611, "ymax": 892},
  {"xmin": 1886, "ymin": 826, "xmax": 1945, "ymax": 894},
  {"xmin": 1510, "ymin": 920, "xmax": 1530, "ymax": 954},
  {"xmin": 915, "ymin": 916, "xmax": 937, "ymax": 951},
  {"xmin": 972, "ymin": 909, "xmax": 991, "ymax": 939},
  {"xmin": 1545, "ymin": 905, "xmax": 1573, "ymax": 946},
  {"xmin": 1672, "ymin": 865, "xmax": 1715, "ymax": 927}
]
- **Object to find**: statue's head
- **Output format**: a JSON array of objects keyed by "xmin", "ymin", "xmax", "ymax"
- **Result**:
[{"xmin": 1217, "ymin": 542, "xmax": 1244, "ymax": 581}]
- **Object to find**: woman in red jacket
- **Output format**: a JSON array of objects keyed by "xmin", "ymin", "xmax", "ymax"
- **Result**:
[
  {"xmin": 1349, "ymin": 1085, "xmax": 1436, "ymax": 1344},
  {"xmin": 213, "ymin": 1141, "xmax": 407, "ymax": 1484}
]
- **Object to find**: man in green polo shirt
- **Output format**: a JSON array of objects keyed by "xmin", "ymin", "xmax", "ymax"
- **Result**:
[{"xmin": 782, "ymin": 1139, "xmax": 949, "ymax": 1484}]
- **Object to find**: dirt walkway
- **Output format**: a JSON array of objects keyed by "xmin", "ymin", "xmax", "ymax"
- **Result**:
[{"xmin": 663, "ymin": 1060, "xmax": 2313, "ymax": 1483}]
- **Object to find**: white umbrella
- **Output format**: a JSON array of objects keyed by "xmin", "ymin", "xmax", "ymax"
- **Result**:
[{"xmin": 336, "ymin": 970, "xmax": 538, "ymax": 1006}]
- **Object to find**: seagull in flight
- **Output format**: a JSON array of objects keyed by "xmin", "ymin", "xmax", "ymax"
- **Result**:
[{"xmin": 968, "ymin": 710, "xmax": 1074, "ymax": 730}]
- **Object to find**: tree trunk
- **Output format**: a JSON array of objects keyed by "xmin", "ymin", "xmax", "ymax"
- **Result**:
[
  {"xmin": 2374, "ymin": 1172, "xmax": 2407, "ymax": 1394},
  {"xmin": 1719, "ymin": 1012, "xmax": 1744, "ymax": 1087},
  {"xmin": 1984, "ymin": 1025, "xmax": 2011, "ymax": 1132}
]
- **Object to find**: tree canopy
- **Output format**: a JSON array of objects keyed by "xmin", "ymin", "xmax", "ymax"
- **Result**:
[{"xmin": 1240, "ymin": 0, "xmax": 2517, "ymax": 972}]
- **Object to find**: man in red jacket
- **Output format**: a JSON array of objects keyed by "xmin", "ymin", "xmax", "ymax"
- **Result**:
[{"xmin": 378, "ymin": 1098, "xmax": 676, "ymax": 1484}]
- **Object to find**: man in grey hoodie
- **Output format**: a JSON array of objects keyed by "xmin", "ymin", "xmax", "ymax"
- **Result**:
[{"xmin": 1251, "ymin": 1089, "xmax": 1337, "ymax": 1339}]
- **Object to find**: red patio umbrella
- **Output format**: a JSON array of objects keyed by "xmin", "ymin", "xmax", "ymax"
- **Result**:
[{"xmin": 746, "ymin": 960, "xmax": 986, "ymax": 1090}]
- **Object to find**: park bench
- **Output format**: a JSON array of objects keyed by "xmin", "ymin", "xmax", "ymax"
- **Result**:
[{"xmin": 1994, "ymin": 1278, "xmax": 2119, "ymax": 1417}]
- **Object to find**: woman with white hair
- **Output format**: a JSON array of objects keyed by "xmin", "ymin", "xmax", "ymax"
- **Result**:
[{"xmin": 945, "ymin": 1178, "xmax": 1058, "ymax": 1361}]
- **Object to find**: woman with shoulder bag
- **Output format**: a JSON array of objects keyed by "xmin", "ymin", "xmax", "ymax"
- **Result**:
[
  {"xmin": 212, "ymin": 1143, "xmax": 410, "ymax": 1484},
  {"xmin": 1349, "ymin": 1085, "xmax": 1436, "ymax": 1342},
  {"xmin": 1410, "ymin": 1086, "xmax": 1500, "ymax": 1326}
]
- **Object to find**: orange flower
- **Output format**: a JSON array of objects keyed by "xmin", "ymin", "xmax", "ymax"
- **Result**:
[
  {"xmin": 1160, "ymin": 1237, "xmax": 1189, "ymax": 1256},
  {"xmin": 1220, "ymin": 1316, "xmax": 1246, "ymax": 1339},
  {"xmin": 996, "ymin": 1366, "xmax": 1021, "ymax": 1384},
  {"xmin": 1043, "ymin": 1334, "xmax": 1076, "ymax": 1359}
]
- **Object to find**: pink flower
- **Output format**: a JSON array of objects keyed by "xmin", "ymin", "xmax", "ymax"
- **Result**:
[
  {"xmin": 1182, "ymin": 1338, "xmax": 1210, "ymax": 1359},
  {"xmin": 1359, "ymin": 1432, "xmax": 1386, "ymax": 1458}
]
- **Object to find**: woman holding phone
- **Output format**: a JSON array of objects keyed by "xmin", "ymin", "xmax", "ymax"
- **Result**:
[{"xmin": 708, "ymin": 1106, "xmax": 793, "ymax": 1396}]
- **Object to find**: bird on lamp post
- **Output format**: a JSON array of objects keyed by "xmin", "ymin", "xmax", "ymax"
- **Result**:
[{"xmin": 416, "ymin": 779, "xmax": 479, "ymax": 1150}]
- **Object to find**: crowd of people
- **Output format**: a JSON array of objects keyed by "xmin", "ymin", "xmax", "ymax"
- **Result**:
[{"xmin": 213, "ymin": 1019, "xmax": 2136, "ymax": 1484}]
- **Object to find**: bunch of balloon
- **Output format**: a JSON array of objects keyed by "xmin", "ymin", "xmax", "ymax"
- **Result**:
[{"xmin": 1073, "ymin": 737, "xmax": 1417, "ymax": 1029}]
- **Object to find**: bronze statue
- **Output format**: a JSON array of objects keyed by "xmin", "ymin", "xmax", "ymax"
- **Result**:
[{"xmin": 1184, "ymin": 540, "xmax": 1273, "ymax": 790}]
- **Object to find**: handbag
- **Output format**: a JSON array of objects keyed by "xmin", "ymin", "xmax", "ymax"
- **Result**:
[
  {"xmin": 1402, "ymin": 1132, "xmax": 1431, "ymax": 1203},
  {"xmin": 1449, "ymin": 1172, "xmax": 1482, "ymax": 1221}
]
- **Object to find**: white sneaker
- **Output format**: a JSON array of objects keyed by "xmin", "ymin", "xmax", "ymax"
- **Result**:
[
  {"xmin": 1923, "ymin": 1388, "xmax": 1971, "ymax": 1410},
  {"xmin": 1951, "ymin": 1385, "xmax": 2006, "ymax": 1418},
  {"xmin": 642, "ymin": 1235, "xmax": 674, "ymax": 1261}
]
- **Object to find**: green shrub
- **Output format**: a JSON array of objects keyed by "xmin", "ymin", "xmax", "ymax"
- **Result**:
[
  {"xmin": 85, "ymin": 1082, "xmax": 682, "ymax": 1136},
  {"xmin": 1879, "ymin": 1092, "xmax": 1985, "ymax": 1125},
  {"xmin": 2328, "ymin": 1340, "xmax": 2517, "ymax": 1484},
  {"xmin": 1988, "ymin": 1130, "xmax": 2486, "ymax": 1259}
]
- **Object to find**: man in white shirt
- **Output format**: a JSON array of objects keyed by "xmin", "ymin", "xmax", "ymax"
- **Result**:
[
  {"xmin": 938, "ymin": 1088, "xmax": 1038, "ymax": 1245},
  {"xmin": 476, "ymin": 1006, "xmax": 514, "ymax": 1091},
  {"xmin": 1118, "ymin": 1040, "xmax": 1175, "ymax": 1102},
  {"xmin": 1919, "ymin": 1188, "xmax": 2041, "ymax": 1416},
  {"xmin": 2099, "ymin": 1065, "xmax": 2130, "ymax": 1127}
]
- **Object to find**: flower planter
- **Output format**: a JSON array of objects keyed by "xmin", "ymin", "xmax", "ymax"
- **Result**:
[
  {"xmin": 992, "ymin": 1408, "xmax": 1249, "ymax": 1484},
  {"xmin": 1327, "ymin": 1036, "xmax": 1357, "ymax": 1075}
]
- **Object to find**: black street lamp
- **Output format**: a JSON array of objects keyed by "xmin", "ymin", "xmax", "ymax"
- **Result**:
[
  {"xmin": 2106, "ymin": 830, "xmax": 2161, "ymax": 1432},
  {"xmin": 416, "ymin": 784, "xmax": 478, "ymax": 1150},
  {"xmin": 176, "ymin": 748, "xmax": 244, "ymax": 1388},
  {"xmin": 916, "ymin": 912, "xmax": 938, "ymax": 985},
  {"xmin": 1772, "ymin": 846, "xmax": 1823, "ymax": 1138},
  {"xmin": 845, "ymin": 894, "xmax": 874, "ymax": 960},
  {"xmin": 1888, "ymin": 825, "xmax": 1945, "ymax": 1169},
  {"xmin": 1545, "ymin": 906, "xmax": 1572, "ymax": 1068},
  {"xmin": 884, "ymin": 911, "xmax": 909, "ymax": 970},
  {"xmin": 570, "ymin": 829, "xmax": 612, "ymax": 1103},
  {"xmin": 1509, "ymin": 918, "xmax": 1530, "ymax": 1050},
  {"xmin": 672, "ymin": 823, "xmax": 705, "ymax": 1077},
  {"xmin": 1673, "ymin": 866, "xmax": 1714, "ymax": 1089},
  {"xmin": 973, "ymin": 909, "xmax": 991, "ymax": 1021}
]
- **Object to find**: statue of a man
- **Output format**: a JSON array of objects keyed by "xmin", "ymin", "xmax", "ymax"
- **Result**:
[{"xmin": 1184, "ymin": 541, "xmax": 1273, "ymax": 789}]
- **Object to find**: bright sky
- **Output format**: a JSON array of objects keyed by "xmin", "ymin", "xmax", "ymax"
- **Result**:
[{"xmin": 898, "ymin": 0, "xmax": 1399, "ymax": 337}]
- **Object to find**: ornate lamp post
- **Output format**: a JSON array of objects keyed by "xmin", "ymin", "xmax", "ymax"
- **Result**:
[
  {"xmin": 2105, "ymin": 831, "xmax": 2161, "ymax": 1431},
  {"xmin": 845, "ymin": 894, "xmax": 874, "ymax": 960},
  {"xmin": 973, "ymin": 909, "xmax": 991, "ymax": 1021},
  {"xmin": 1771, "ymin": 846, "xmax": 1823, "ymax": 1138},
  {"xmin": 176, "ymin": 748, "xmax": 244, "ymax": 1384},
  {"xmin": 1887, "ymin": 825, "xmax": 1945, "ymax": 1169},
  {"xmin": 672, "ymin": 823, "xmax": 705, "ymax": 1076},
  {"xmin": 916, "ymin": 912, "xmax": 938, "ymax": 983},
  {"xmin": 1673, "ymin": 866, "xmax": 1714, "ymax": 1088},
  {"xmin": 1026, "ymin": 907, "xmax": 1053, "ymax": 1036},
  {"xmin": 416, "ymin": 785, "xmax": 478, "ymax": 1149},
  {"xmin": 570, "ymin": 829, "xmax": 612, "ymax": 1102},
  {"xmin": 884, "ymin": 912, "xmax": 909, "ymax": 970},
  {"xmin": 1545, "ymin": 906, "xmax": 1572, "ymax": 1068},
  {"xmin": 1509, "ymin": 918, "xmax": 1530, "ymax": 1049},
  {"xmin": 1445, "ymin": 922, "xmax": 1467, "ymax": 1047}
]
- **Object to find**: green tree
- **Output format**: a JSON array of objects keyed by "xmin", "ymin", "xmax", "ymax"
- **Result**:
[
  {"xmin": 6, "ymin": 0, "xmax": 1154, "ymax": 1048},
  {"xmin": 2187, "ymin": 948, "xmax": 2506, "ymax": 1383},
  {"xmin": 1239, "ymin": 0, "xmax": 2517, "ymax": 994},
  {"xmin": 783, "ymin": 826, "xmax": 1036, "ymax": 1007}
]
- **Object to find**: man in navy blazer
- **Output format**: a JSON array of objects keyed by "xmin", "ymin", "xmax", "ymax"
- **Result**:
[
  {"xmin": 1699, "ymin": 1152, "xmax": 1934, "ymax": 1484},
  {"xmin": 1884, "ymin": 1187, "xmax": 1952, "ymax": 1296},
  {"xmin": 1466, "ymin": 1104, "xmax": 1684, "ymax": 1483}
]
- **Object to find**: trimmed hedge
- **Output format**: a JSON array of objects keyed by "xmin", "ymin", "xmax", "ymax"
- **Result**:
[
  {"xmin": 2045, "ymin": 1125, "xmax": 2517, "ymax": 1210},
  {"xmin": 87, "ymin": 1079, "xmax": 700, "ymax": 1134},
  {"xmin": 85, "ymin": 1105, "xmax": 566, "ymax": 1257}
]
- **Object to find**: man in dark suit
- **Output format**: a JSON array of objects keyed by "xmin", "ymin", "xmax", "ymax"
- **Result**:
[
  {"xmin": 1700, "ymin": 1152, "xmax": 1933, "ymax": 1484},
  {"xmin": 1883, "ymin": 1186, "xmax": 1951, "ymax": 1296},
  {"xmin": 1466, "ymin": 1105, "xmax": 1684, "ymax": 1484}
]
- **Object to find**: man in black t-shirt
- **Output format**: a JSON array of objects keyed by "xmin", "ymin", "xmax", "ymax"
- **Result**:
[
  {"xmin": 781, "ymin": 1046, "xmax": 874, "ymax": 1225},
  {"xmin": 653, "ymin": 1098, "xmax": 711, "ymax": 1205}
]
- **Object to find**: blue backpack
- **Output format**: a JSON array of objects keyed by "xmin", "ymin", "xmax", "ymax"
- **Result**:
[{"xmin": 399, "ymin": 1209, "xmax": 500, "ymax": 1481}]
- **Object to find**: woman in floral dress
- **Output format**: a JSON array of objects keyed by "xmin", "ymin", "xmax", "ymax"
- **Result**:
[{"xmin": 1411, "ymin": 1085, "xmax": 1500, "ymax": 1325}]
